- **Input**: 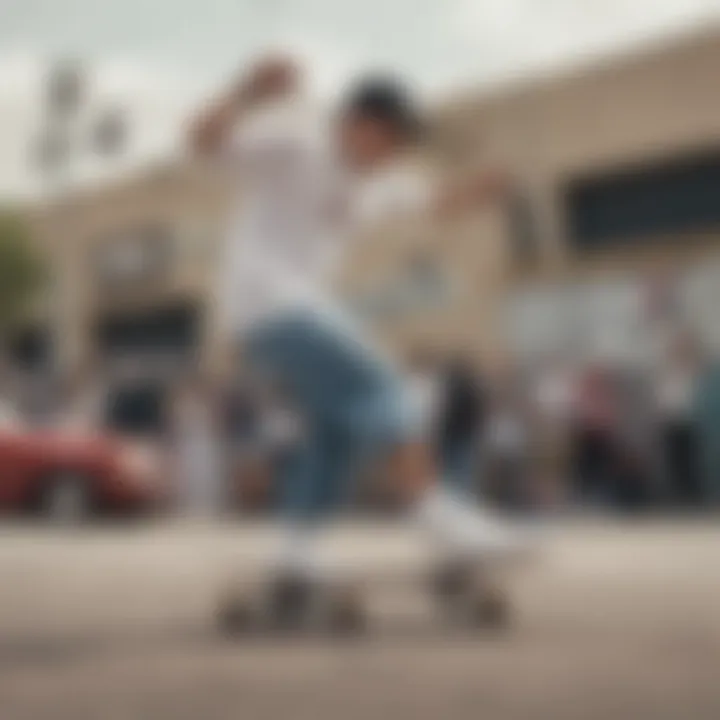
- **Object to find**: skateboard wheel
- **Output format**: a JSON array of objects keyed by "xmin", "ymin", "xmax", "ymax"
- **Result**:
[
  {"xmin": 326, "ymin": 589, "xmax": 367, "ymax": 636},
  {"xmin": 217, "ymin": 594, "xmax": 254, "ymax": 636},
  {"xmin": 430, "ymin": 561, "xmax": 475, "ymax": 600},
  {"xmin": 470, "ymin": 589, "xmax": 512, "ymax": 630},
  {"xmin": 266, "ymin": 576, "xmax": 316, "ymax": 631},
  {"xmin": 329, "ymin": 607, "xmax": 365, "ymax": 636}
]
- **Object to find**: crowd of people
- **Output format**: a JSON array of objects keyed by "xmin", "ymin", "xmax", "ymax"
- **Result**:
[
  {"xmin": 404, "ymin": 331, "xmax": 720, "ymax": 515},
  {"xmin": 1, "ymin": 325, "xmax": 718, "ymax": 520},
  {"xmin": 166, "ymin": 328, "xmax": 720, "ymax": 517},
  {"xmin": 1, "ymin": 53, "xmax": 718, "ymax": 525},
  {"xmin": 1, "ymin": 323, "xmax": 718, "ymax": 520}
]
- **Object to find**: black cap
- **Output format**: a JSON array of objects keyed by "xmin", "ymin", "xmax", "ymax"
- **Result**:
[{"xmin": 342, "ymin": 76, "xmax": 424, "ymax": 142}]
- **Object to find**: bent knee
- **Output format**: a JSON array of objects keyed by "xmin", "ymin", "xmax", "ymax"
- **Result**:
[{"xmin": 348, "ymin": 390, "xmax": 418, "ymax": 450}]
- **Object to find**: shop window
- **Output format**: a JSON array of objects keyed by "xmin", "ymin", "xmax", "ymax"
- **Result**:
[
  {"xmin": 566, "ymin": 148, "xmax": 720, "ymax": 250},
  {"xmin": 95, "ymin": 302, "xmax": 201, "ymax": 358}
]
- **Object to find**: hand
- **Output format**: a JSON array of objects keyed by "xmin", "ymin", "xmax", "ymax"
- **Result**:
[
  {"xmin": 188, "ymin": 56, "xmax": 300, "ymax": 154},
  {"xmin": 188, "ymin": 107, "xmax": 227, "ymax": 153},
  {"xmin": 238, "ymin": 55, "xmax": 300, "ymax": 103}
]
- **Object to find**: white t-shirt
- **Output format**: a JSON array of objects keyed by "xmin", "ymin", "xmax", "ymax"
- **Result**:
[{"xmin": 218, "ymin": 98, "xmax": 432, "ymax": 336}]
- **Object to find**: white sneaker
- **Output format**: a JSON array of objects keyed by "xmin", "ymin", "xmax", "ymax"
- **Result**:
[{"xmin": 416, "ymin": 487, "xmax": 537, "ymax": 566}]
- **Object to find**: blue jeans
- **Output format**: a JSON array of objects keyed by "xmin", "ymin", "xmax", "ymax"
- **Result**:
[
  {"xmin": 245, "ymin": 310, "xmax": 416, "ymax": 522},
  {"xmin": 440, "ymin": 435, "xmax": 478, "ymax": 496}
]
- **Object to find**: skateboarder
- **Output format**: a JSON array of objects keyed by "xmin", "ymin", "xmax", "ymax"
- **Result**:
[{"xmin": 189, "ymin": 56, "xmax": 524, "ymax": 621}]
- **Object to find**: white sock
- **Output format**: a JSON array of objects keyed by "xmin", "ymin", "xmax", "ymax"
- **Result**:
[{"xmin": 273, "ymin": 524, "xmax": 330, "ymax": 581}]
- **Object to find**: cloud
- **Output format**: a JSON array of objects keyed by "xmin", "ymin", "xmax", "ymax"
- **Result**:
[{"xmin": 448, "ymin": 0, "xmax": 720, "ymax": 86}]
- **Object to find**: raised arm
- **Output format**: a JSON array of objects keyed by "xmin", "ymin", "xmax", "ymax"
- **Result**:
[{"xmin": 187, "ymin": 56, "xmax": 300, "ymax": 156}]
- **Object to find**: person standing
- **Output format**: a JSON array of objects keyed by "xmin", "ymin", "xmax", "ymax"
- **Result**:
[
  {"xmin": 485, "ymin": 379, "xmax": 531, "ymax": 511},
  {"xmin": 171, "ymin": 378, "xmax": 223, "ymax": 517},
  {"xmin": 436, "ymin": 357, "xmax": 487, "ymax": 498},
  {"xmin": 569, "ymin": 364, "xmax": 620, "ymax": 507},
  {"xmin": 656, "ymin": 336, "xmax": 702, "ymax": 506}
]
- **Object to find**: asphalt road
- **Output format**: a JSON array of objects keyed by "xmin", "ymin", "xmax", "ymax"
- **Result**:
[{"xmin": 1, "ymin": 518, "xmax": 719, "ymax": 720}]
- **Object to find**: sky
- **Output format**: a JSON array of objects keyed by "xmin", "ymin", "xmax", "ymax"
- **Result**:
[{"xmin": 1, "ymin": 0, "xmax": 719, "ymax": 199}]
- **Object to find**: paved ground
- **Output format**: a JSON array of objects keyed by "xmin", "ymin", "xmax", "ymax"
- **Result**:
[{"xmin": 1, "ymin": 518, "xmax": 719, "ymax": 720}]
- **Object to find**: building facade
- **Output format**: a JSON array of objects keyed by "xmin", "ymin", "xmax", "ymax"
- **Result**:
[
  {"xmin": 428, "ymin": 27, "xmax": 720, "ymax": 367},
  {"xmin": 14, "ymin": 162, "xmax": 230, "ymax": 430},
  {"xmin": 16, "ymin": 28, "xmax": 720, "ymax": 427}
]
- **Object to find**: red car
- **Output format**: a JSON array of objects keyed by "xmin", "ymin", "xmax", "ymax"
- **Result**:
[{"xmin": 0, "ymin": 407, "xmax": 167, "ymax": 521}]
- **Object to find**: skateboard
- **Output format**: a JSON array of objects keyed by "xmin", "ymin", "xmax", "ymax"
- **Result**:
[{"xmin": 216, "ymin": 556, "xmax": 521, "ymax": 637}]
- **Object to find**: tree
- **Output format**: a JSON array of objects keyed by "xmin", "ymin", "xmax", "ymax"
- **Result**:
[{"xmin": 0, "ymin": 210, "xmax": 46, "ymax": 336}]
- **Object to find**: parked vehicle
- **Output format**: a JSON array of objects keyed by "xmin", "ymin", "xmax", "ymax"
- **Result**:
[{"xmin": 0, "ymin": 406, "xmax": 166, "ymax": 522}]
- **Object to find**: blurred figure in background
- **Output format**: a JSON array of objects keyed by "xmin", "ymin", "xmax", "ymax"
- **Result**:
[
  {"xmin": 484, "ymin": 372, "xmax": 531, "ymax": 511},
  {"xmin": 220, "ymin": 376, "xmax": 266, "ymax": 513},
  {"xmin": 690, "ymin": 343, "xmax": 720, "ymax": 506},
  {"xmin": 18, "ymin": 375, "xmax": 55, "ymax": 427},
  {"xmin": 436, "ymin": 356, "xmax": 487, "ymax": 498},
  {"xmin": 612, "ymin": 362, "xmax": 658, "ymax": 511},
  {"xmin": 170, "ymin": 377, "xmax": 223, "ymax": 517},
  {"xmin": 531, "ymin": 357, "xmax": 576, "ymax": 509},
  {"xmin": 57, "ymin": 359, "xmax": 106, "ymax": 432},
  {"xmin": 569, "ymin": 364, "xmax": 620, "ymax": 508},
  {"xmin": 656, "ymin": 333, "xmax": 703, "ymax": 506}
]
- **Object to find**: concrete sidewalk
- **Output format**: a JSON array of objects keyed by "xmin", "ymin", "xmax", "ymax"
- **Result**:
[{"xmin": 1, "ymin": 519, "xmax": 719, "ymax": 720}]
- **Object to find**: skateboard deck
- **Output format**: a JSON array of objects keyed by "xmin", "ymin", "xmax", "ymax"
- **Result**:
[{"xmin": 216, "ymin": 552, "xmax": 532, "ymax": 636}]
